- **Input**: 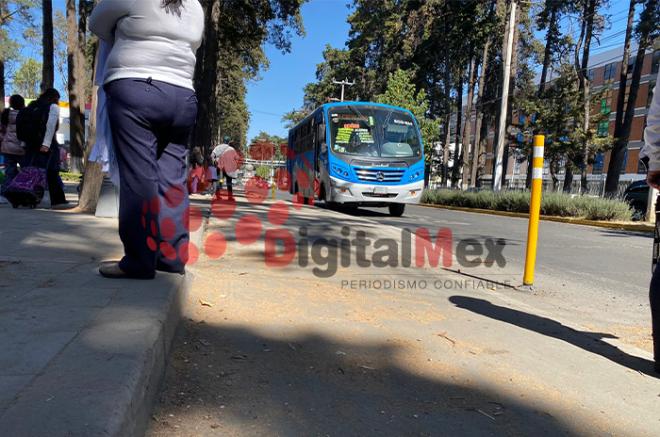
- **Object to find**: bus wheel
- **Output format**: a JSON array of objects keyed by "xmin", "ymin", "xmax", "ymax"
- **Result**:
[{"xmin": 388, "ymin": 204, "xmax": 405, "ymax": 217}]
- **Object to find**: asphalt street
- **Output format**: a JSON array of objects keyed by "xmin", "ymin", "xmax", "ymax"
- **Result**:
[
  {"xmin": 359, "ymin": 203, "xmax": 651, "ymax": 293},
  {"xmin": 343, "ymin": 202, "xmax": 654, "ymax": 336},
  {"xmin": 149, "ymin": 193, "xmax": 659, "ymax": 436}
]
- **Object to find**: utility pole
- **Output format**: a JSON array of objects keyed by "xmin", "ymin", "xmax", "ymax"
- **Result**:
[
  {"xmin": 332, "ymin": 78, "xmax": 355, "ymax": 102},
  {"xmin": 493, "ymin": 0, "xmax": 517, "ymax": 191}
]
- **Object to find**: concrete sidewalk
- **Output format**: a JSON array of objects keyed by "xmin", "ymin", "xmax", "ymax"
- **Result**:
[{"xmin": 0, "ymin": 199, "xmax": 192, "ymax": 436}]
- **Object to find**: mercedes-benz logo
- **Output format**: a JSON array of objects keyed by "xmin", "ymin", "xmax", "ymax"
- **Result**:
[{"xmin": 376, "ymin": 171, "xmax": 385, "ymax": 182}]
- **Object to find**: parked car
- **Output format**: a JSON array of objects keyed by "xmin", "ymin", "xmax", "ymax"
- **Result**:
[{"xmin": 623, "ymin": 180, "xmax": 649, "ymax": 220}]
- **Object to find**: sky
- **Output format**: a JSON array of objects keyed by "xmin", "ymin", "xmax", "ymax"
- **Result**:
[
  {"xmin": 244, "ymin": 0, "xmax": 351, "ymax": 142},
  {"xmin": 22, "ymin": 0, "xmax": 636, "ymax": 142}
]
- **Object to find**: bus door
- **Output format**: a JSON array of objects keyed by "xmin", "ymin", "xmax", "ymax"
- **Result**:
[{"xmin": 315, "ymin": 112, "xmax": 327, "ymax": 198}]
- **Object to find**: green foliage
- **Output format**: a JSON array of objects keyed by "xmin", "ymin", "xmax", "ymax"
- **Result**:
[
  {"xmin": 60, "ymin": 171, "xmax": 82, "ymax": 182},
  {"xmin": 255, "ymin": 166, "xmax": 271, "ymax": 180},
  {"xmin": 282, "ymin": 109, "xmax": 307, "ymax": 129},
  {"xmin": 421, "ymin": 189, "xmax": 632, "ymax": 221},
  {"xmin": 53, "ymin": 10, "xmax": 67, "ymax": 92},
  {"xmin": 1, "ymin": 1, "xmax": 38, "ymax": 102},
  {"xmin": 12, "ymin": 57, "xmax": 41, "ymax": 97},
  {"xmin": 194, "ymin": 0, "xmax": 305, "ymax": 150},
  {"xmin": 375, "ymin": 69, "xmax": 439, "ymax": 159}
]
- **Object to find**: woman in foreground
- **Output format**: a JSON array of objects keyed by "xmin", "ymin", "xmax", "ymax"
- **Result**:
[{"xmin": 90, "ymin": 0, "xmax": 204, "ymax": 279}]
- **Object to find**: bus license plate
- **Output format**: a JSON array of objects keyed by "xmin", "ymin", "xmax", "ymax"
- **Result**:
[{"xmin": 374, "ymin": 187, "xmax": 388, "ymax": 195}]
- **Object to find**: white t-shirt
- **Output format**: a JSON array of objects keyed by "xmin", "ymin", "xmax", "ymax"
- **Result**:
[
  {"xmin": 89, "ymin": 0, "xmax": 204, "ymax": 90},
  {"xmin": 42, "ymin": 104, "xmax": 60, "ymax": 149}
]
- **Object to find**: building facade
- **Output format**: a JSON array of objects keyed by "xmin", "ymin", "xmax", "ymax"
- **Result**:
[{"xmin": 475, "ymin": 45, "xmax": 659, "ymax": 191}]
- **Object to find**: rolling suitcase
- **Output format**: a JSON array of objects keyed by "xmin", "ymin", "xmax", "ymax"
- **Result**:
[{"xmin": 3, "ymin": 166, "xmax": 47, "ymax": 209}]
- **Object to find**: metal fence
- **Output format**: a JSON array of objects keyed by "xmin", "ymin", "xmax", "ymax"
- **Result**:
[{"xmin": 431, "ymin": 176, "xmax": 640, "ymax": 199}]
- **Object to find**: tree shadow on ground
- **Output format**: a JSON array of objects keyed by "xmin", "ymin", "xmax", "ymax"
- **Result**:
[
  {"xmin": 449, "ymin": 296, "xmax": 658, "ymax": 379},
  {"xmin": 150, "ymin": 322, "xmax": 583, "ymax": 436}
]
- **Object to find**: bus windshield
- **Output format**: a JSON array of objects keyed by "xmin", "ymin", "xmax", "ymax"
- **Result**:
[{"xmin": 328, "ymin": 105, "xmax": 423, "ymax": 158}]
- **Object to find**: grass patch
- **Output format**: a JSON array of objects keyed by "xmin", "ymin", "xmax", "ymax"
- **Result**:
[
  {"xmin": 60, "ymin": 172, "xmax": 82, "ymax": 183},
  {"xmin": 421, "ymin": 189, "xmax": 632, "ymax": 222}
]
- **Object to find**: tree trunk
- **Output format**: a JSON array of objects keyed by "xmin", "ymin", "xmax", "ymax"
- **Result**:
[
  {"xmin": 77, "ymin": 115, "xmax": 103, "ymax": 213},
  {"xmin": 604, "ymin": 0, "xmax": 656, "ymax": 196},
  {"xmin": 0, "ymin": 59, "xmax": 5, "ymax": 111},
  {"xmin": 529, "ymin": 5, "xmax": 559, "ymax": 189},
  {"xmin": 42, "ymin": 0, "xmax": 55, "ymax": 90},
  {"xmin": 193, "ymin": 0, "xmax": 222, "ymax": 155},
  {"xmin": 461, "ymin": 54, "xmax": 478, "ymax": 190},
  {"xmin": 538, "ymin": 7, "xmax": 558, "ymax": 97},
  {"xmin": 451, "ymin": 74, "xmax": 463, "ymax": 187},
  {"xmin": 470, "ymin": 34, "xmax": 492, "ymax": 188},
  {"xmin": 66, "ymin": 0, "xmax": 85, "ymax": 173},
  {"xmin": 574, "ymin": 0, "xmax": 596, "ymax": 195},
  {"xmin": 77, "ymin": 40, "xmax": 102, "ymax": 213},
  {"xmin": 79, "ymin": 0, "xmax": 90, "ymax": 102},
  {"xmin": 550, "ymin": 158, "xmax": 559, "ymax": 191},
  {"xmin": 563, "ymin": 162, "xmax": 574, "ymax": 193},
  {"xmin": 442, "ymin": 114, "xmax": 451, "ymax": 186}
]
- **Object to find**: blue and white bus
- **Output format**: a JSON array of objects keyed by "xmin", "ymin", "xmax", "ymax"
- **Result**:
[{"xmin": 287, "ymin": 102, "xmax": 425, "ymax": 216}]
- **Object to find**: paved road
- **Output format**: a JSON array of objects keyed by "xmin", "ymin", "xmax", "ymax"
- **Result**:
[
  {"xmin": 339, "ymin": 203, "xmax": 654, "ymax": 338},
  {"xmin": 358, "ymin": 203, "xmax": 651, "ymax": 293},
  {"xmin": 272, "ymin": 193, "xmax": 654, "ymax": 338},
  {"xmin": 149, "ymin": 193, "xmax": 659, "ymax": 436}
]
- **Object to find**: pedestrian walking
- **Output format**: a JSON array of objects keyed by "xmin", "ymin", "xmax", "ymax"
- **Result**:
[
  {"xmin": 641, "ymin": 74, "xmax": 660, "ymax": 374},
  {"xmin": 90, "ymin": 0, "xmax": 204, "ymax": 279},
  {"xmin": 211, "ymin": 140, "xmax": 240, "ymax": 201},
  {"xmin": 1, "ymin": 95, "xmax": 26, "ymax": 185},
  {"xmin": 20, "ymin": 89, "xmax": 68, "ymax": 207}
]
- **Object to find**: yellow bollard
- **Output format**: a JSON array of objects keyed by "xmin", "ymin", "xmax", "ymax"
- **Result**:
[
  {"xmin": 271, "ymin": 180, "xmax": 276, "ymax": 200},
  {"xmin": 523, "ymin": 135, "xmax": 545, "ymax": 286}
]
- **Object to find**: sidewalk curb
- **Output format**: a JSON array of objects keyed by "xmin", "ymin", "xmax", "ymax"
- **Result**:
[
  {"xmin": 0, "ymin": 272, "xmax": 191, "ymax": 437},
  {"xmin": 420, "ymin": 203, "xmax": 655, "ymax": 233}
]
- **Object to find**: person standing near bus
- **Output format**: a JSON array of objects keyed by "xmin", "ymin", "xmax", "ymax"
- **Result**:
[
  {"xmin": 641, "ymin": 75, "xmax": 659, "ymax": 374},
  {"xmin": 90, "ymin": 0, "xmax": 204, "ymax": 279},
  {"xmin": 0, "ymin": 95, "xmax": 26, "ymax": 184}
]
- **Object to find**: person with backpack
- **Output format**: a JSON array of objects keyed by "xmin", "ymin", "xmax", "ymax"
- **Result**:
[
  {"xmin": 90, "ymin": 0, "xmax": 204, "ymax": 279},
  {"xmin": 1, "ymin": 95, "xmax": 26, "ymax": 184},
  {"xmin": 17, "ymin": 88, "xmax": 68, "ymax": 207}
]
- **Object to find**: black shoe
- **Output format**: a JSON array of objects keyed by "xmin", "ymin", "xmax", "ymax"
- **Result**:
[
  {"xmin": 51, "ymin": 202, "xmax": 75, "ymax": 210},
  {"xmin": 156, "ymin": 261, "xmax": 185, "ymax": 275},
  {"xmin": 99, "ymin": 262, "xmax": 155, "ymax": 279},
  {"xmin": 655, "ymin": 361, "xmax": 660, "ymax": 374}
]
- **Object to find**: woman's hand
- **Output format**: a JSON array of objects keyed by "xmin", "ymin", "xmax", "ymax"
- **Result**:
[{"xmin": 40, "ymin": 145, "xmax": 50, "ymax": 153}]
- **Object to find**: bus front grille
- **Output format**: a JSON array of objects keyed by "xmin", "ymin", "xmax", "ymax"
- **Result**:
[{"xmin": 354, "ymin": 168, "xmax": 405, "ymax": 183}]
